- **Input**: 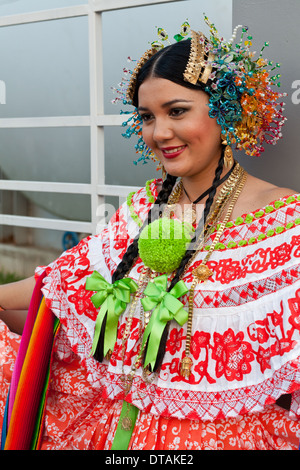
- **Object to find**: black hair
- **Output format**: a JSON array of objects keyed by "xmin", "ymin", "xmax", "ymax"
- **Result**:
[
  {"xmin": 132, "ymin": 39, "xmax": 208, "ymax": 108},
  {"xmin": 93, "ymin": 39, "xmax": 224, "ymax": 368}
]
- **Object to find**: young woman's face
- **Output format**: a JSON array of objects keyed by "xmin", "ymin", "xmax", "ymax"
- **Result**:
[{"xmin": 138, "ymin": 77, "xmax": 222, "ymax": 180}]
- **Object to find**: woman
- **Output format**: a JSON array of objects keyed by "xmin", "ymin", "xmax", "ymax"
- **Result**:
[{"xmin": 1, "ymin": 18, "xmax": 300, "ymax": 450}]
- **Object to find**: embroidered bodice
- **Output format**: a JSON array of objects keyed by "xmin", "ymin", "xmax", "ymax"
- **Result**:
[{"xmin": 37, "ymin": 179, "xmax": 300, "ymax": 421}]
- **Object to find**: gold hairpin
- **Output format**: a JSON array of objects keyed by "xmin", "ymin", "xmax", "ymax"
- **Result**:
[
  {"xmin": 183, "ymin": 30, "xmax": 214, "ymax": 85},
  {"xmin": 126, "ymin": 29, "xmax": 215, "ymax": 104},
  {"xmin": 126, "ymin": 48, "xmax": 158, "ymax": 103}
]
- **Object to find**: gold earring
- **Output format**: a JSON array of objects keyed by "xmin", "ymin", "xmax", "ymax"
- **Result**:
[{"xmin": 221, "ymin": 135, "xmax": 234, "ymax": 169}]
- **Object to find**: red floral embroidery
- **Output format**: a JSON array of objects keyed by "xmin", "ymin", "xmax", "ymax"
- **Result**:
[
  {"xmin": 256, "ymin": 346, "xmax": 272, "ymax": 373},
  {"xmin": 248, "ymin": 318, "xmax": 270, "ymax": 344},
  {"xmin": 270, "ymin": 242, "xmax": 293, "ymax": 268},
  {"xmin": 190, "ymin": 331, "xmax": 211, "ymax": 360},
  {"xmin": 193, "ymin": 360, "xmax": 216, "ymax": 384},
  {"xmin": 212, "ymin": 328, "xmax": 255, "ymax": 381},
  {"xmin": 246, "ymin": 303, "xmax": 295, "ymax": 374},
  {"xmin": 68, "ymin": 287, "xmax": 96, "ymax": 320},
  {"xmin": 288, "ymin": 288, "xmax": 300, "ymax": 331},
  {"xmin": 112, "ymin": 318, "xmax": 140, "ymax": 366},
  {"xmin": 292, "ymin": 235, "xmax": 300, "ymax": 257},
  {"xmin": 166, "ymin": 328, "xmax": 185, "ymax": 355},
  {"xmin": 169, "ymin": 357, "xmax": 181, "ymax": 376},
  {"xmin": 113, "ymin": 238, "xmax": 131, "ymax": 259},
  {"xmin": 215, "ymin": 259, "xmax": 242, "ymax": 283},
  {"xmin": 191, "ymin": 237, "xmax": 300, "ymax": 285}
]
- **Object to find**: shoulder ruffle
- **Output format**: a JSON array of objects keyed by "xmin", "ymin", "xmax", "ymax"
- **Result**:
[
  {"xmin": 36, "ymin": 186, "xmax": 300, "ymax": 419},
  {"xmin": 209, "ymin": 193, "xmax": 300, "ymax": 251},
  {"xmin": 126, "ymin": 178, "xmax": 162, "ymax": 227},
  {"xmin": 35, "ymin": 182, "xmax": 161, "ymax": 388}
]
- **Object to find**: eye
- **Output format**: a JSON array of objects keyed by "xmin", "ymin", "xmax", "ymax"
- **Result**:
[
  {"xmin": 139, "ymin": 112, "xmax": 153, "ymax": 122},
  {"xmin": 169, "ymin": 107, "xmax": 188, "ymax": 117}
]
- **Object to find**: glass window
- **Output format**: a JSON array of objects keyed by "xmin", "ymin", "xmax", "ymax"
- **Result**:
[
  {"xmin": 0, "ymin": 127, "xmax": 91, "ymax": 221},
  {"xmin": 0, "ymin": 16, "xmax": 89, "ymax": 118},
  {"xmin": 0, "ymin": 0, "xmax": 87, "ymax": 16}
]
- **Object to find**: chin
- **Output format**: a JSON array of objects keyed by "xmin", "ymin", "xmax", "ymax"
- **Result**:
[
  {"xmin": 161, "ymin": 159, "xmax": 187, "ymax": 176},
  {"xmin": 163, "ymin": 164, "xmax": 195, "ymax": 179}
]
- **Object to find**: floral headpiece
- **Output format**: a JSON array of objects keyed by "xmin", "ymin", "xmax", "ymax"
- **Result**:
[{"xmin": 112, "ymin": 16, "xmax": 287, "ymax": 164}]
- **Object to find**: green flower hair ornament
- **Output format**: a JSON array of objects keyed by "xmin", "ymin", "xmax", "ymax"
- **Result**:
[{"xmin": 112, "ymin": 15, "xmax": 287, "ymax": 164}]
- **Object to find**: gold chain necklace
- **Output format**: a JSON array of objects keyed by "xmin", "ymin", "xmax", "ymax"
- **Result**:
[
  {"xmin": 117, "ymin": 163, "xmax": 247, "ymax": 430},
  {"xmin": 180, "ymin": 168, "xmax": 247, "ymax": 377},
  {"xmin": 120, "ymin": 163, "xmax": 247, "ymax": 387},
  {"xmin": 165, "ymin": 162, "xmax": 244, "ymax": 226}
]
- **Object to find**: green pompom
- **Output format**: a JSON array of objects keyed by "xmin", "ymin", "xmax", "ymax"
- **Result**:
[{"xmin": 138, "ymin": 218, "xmax": 194, "ymax": 273}]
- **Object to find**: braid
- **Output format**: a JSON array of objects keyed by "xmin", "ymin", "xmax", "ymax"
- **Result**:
[
  {"xmin": 96, "ymin": 154, "xmax": 226, "ymax": 367},
  {"xmin": 203, "ymin": 148, "xmax": 225, "ymax": 222},
  {"xmin": 150, "ymin": 150, "xmax": 225, "ymax": 372},
  {"xmin": 93, "ymin": 173, "xmax": 177, "ymax": 362},
  {"xmin": 112, "ymin": 173, "xmax": 177, "ymax": 283},
  {"xmin": 168, "ymin": 148, "xmax": 225, "ymax": 292}
]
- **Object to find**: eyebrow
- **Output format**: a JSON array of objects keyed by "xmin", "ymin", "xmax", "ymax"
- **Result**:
[{"xmin": 137, "ymin": 99, "xmax": 193, "ymax": 112}]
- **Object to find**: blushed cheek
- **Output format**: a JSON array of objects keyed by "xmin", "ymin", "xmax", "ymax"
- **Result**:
[
  {"xmin": 202, "ymin": 116, "xmax": 222, "ymax": 145},
  {"xmin": 191, "ymin": 120, "xmax": 222, "ymax": 158},
  {"xmin": 193, "ymin": 105, "xmax": 220, "ymax": 134},
  {"xmin": 142, "ymin": 127, "xmax": 155, "ymax": 151},
  {"xmin": 191, "ymin": 118, "xmax": 220, "ymax": 143}
]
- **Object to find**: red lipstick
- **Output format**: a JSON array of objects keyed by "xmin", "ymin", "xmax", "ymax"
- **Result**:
[{"xmin": 161, "ymin": 145, "xmax": 187, "ymax": 159}]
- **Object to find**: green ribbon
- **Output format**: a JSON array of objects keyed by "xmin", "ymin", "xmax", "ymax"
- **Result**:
[
  {"xmin": 141, "ymin": 274, "xmax": 189, "ymax": 370},
  {"xmin": 85, "ymin": 271, "xmax": 138, "ymax": 357},
  {"xmin": 110, "ymin": 402, "xmax": 139, "ymax": 450}
]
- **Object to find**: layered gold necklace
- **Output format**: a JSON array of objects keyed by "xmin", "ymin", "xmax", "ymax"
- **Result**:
[{"xmin": 120, "ymin": 162, "xmax": 247, "ymax": 388}]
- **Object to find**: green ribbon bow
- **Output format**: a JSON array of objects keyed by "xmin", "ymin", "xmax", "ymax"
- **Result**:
[
  {"xmin": 141, "ymin": 274, "xmax": 189, "ymax": 370},
  {"xmin": 85, "ymin": 271, "xmax": 138, "ymax": 358}
]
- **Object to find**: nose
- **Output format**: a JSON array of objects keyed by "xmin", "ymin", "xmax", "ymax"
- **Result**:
[{"xmin": 152, "ymin": 117, "xmax": 174, "ymax": 143}]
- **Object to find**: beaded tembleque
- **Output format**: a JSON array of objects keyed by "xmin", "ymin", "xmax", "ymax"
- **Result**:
[{"xmin": 112, "ymin": 16, "xmax": 287, "ymax": 164}]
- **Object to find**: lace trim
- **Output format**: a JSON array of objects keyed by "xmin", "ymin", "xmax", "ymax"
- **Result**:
[
  {"xmin": 217, "ymin": 196, "xmax": 300, "ymax": 229},
  {"xmin": 126, "ymin": 179, "xmax": 159, "ymax": 227},
  {"xmin": 208, "ymin": 218, "xmax": 300, "ymax": 251},
  {"xmin": 127, "ymin": 179, "xmax": 300, "ymax": 251},
  {"xmin": 103, "ymin": 360, "xmax": 300, "ymax": 421},
  {"xmin": 36, "ymin": 183, "xmax": 300, "ymax": 421}
]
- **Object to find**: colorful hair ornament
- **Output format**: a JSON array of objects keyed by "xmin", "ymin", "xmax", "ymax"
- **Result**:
[
  {"xmin": 201, "ymin": 17, "xmax": 287, "ymax": 156},
  {"xmin": 112, "ymin": 16, "xmax": 287, "ymax": 164}
]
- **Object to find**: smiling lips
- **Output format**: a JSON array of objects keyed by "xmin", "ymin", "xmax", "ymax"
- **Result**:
[{"xmin": 161, "ymin": 145, "xmax": 187, "ymax": 159}]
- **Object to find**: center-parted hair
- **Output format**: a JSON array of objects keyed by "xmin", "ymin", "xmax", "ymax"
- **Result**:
[{"xmin": 132, "ymin": 39, "xmax": 210, "ymax": 107}]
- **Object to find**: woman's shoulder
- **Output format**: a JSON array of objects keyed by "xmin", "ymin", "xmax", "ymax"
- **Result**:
[
  {"xmin": 255, "ymin": 176, "xmax": 297, "ymax": 203},
  {"xmin": 230, "ymin": 174, "xmax": 299, "ymax": 221}
]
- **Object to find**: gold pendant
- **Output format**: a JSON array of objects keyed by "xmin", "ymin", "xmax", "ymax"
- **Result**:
[
  {"xmin": 180, "ymin": 356, "xmax": 193, "ymax": 378},
  {"xmin": 182, "ymin": 204, "xmax": 197, "ymax": 225},
  {"xmin": 105, "ymin": 349, "xmax": 113, "ymax": 361},
  {"xmin": 224, "ymin": 145, "xmax": 233, "ymax": 168},
  {"xmin": 121, "ymin": 415, "xmax": 133, "ymax": 431},
  {"xmin": 192, "ymin": 264, "xmax": 213, "ymax": 282}
]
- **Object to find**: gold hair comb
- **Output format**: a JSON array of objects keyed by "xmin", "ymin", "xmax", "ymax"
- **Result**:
[
  {"xmin": 126, "ymin": 48, "xmax": 158, "ymax": 103},
  {"xmin": 183, "ymin": 30, "xmax": 214, "ymax": 85}
]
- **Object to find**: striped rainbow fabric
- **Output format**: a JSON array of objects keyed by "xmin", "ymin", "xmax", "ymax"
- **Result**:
[{"xmin": 1, "ymin": 272, "xmax": 60, "ymax": 450}]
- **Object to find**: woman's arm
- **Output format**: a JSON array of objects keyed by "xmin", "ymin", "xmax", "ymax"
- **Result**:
[
  {"xmin": 0, "ymin": 310, "xmax": 28, "ymax": 335},
  {"xmin": 0, "ymin": 276, "xmax": 36, "ymax": 334}
]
